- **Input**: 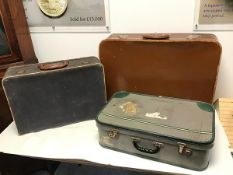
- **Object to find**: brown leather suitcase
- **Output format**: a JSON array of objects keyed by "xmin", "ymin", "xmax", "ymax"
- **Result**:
[{"xmin": 99, "ymin": 33, "xmax": 222, "ymax": 103}]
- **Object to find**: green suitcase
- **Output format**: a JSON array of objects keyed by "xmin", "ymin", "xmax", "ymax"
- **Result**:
[{"xmin": 96, "ymin": 91, "xmax": 215, "ymax": 171}]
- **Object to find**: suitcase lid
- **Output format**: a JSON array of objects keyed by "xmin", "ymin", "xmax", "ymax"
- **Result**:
[
  {"xmin": 102, "ymin": 33, "xmax": 219, "ymax": 43},
  {"xmin": 3, "ymin": 57, "xmax": 101, "ymax": 79},
  {"xmin": 97, "ymin": 92, "xmax": 215, "ymax": 145}
]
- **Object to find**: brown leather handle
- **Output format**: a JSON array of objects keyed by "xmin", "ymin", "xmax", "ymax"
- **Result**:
[
  {"xmin": 38, "ymin": 60, "xmax": 69, "ymax": 71},
  {"xmin": 143, "ymin": 33, "xmax": 170, "ymax": 40}
]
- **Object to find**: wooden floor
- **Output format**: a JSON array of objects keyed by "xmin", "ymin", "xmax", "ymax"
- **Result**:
[{"xmin": 217, "ymin": 98, "xmax": 233, "ymax": 149}]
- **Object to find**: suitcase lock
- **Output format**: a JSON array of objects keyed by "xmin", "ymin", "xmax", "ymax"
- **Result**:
[
  {"xmin": 178, "ymin": 142, "xmax": 192, "ymax": 156},
  {"xmin": 107, "ymin": 129, "xmax": 118, "ymax": 138}
]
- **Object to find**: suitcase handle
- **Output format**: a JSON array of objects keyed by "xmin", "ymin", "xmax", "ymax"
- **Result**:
[
  {"xmin": 143, "ymin": 33, "xmax": 170, "ymax": 40},
  {"xmin": 133, "ymin": 139, "xmax": 161, "ymax": 154},
  {"xmin": 38, "ymin": 60, "xmax": 69, "ymax": 71}
]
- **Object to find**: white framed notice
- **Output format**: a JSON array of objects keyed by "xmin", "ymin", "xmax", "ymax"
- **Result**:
[
  {"xmin": 194, "ymin": 0, "xmax": 233, "ymax": 31},
  {"xmin": 23, "ymin": 0, "xmax": 110, "ymax": 33}
]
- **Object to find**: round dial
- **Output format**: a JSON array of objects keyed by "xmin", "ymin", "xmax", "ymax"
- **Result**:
[{"xmin": 37, "ymin": 0, "xmax": 68, "ymax": 17}]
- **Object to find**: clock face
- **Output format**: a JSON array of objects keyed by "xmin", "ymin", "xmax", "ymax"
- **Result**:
[{"xmin": 37, "ymin": 0, "xmax": 68, "ymax": 17}]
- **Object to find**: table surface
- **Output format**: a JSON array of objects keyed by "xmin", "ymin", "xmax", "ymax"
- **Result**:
[{"xmin": 0, "ymin": 115, "xmax": 232, "ymax": 175}]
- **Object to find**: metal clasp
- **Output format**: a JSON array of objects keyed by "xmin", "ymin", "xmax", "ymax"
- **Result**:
[
  {"xmin": 107, "ymin": 129, "xmax": 118, "ymax": 139},
  {"xmin": 178, "ymin": 142, "xmax": 192, "ymax": 156},
  {"xmin": 153, "ymin": 141, "xmax": 164, "ymax": 148}
]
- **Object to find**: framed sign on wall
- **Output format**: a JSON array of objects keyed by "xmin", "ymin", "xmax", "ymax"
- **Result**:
[
  {"xmin": 194, "ymin": 0, "xmax": 233, "ymax": 30},
  {"xmin": 23, "ymin": 0, "xmax": 110, "ymax": 33}
]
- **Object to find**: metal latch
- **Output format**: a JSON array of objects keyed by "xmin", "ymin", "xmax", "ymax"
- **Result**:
[
  {"xmin": 153, "ymin": 141, "xmax": 164, "ymax": 148},
  {"xmin": 107, "ymin": 129, "xmax": 118, "ymax": 138},
  {"xmin": 178, "ymin": 142, "xmax": 192, "ymax": 156}
]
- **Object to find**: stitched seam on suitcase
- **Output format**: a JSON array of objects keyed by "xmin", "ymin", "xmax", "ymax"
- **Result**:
[{"xmin": 103, "ymin": 113, "xmax": 212, "ymax": 135}]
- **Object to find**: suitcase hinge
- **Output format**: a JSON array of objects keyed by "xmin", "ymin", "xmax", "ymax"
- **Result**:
[
  {"xmin": 178, "ymin": 142, "xmax": 192, "ymax": 156},
  {"xmin": 107, "ymin": 129, "xmax": 119, "ymax": 139}
]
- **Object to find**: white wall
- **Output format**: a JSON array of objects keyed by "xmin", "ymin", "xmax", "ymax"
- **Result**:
[{"xmin": 31, "ymin": 0, "xmax": 233, "ymax": 100}]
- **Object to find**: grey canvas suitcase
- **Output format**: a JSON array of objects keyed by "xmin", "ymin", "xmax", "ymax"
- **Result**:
[
  {"xmin": 2, "ymin": 57, "xmax": 106, "ymax": 134},
  {"xmin": 96, "ymin": 91, "xmax": 215, "ymax": 171}
]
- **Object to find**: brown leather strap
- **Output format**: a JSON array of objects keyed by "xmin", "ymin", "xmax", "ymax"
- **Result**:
[
  {"xmin": 143, "ymin": 33, "xmax": 170, "ymax": 40},
  {"xmin": 38, "ymin": 60, "xmax": 69, "ymax": 71}
]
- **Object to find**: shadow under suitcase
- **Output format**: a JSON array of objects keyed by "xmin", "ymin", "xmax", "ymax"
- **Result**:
[{"xmin": 53, "ymin": 163, "xmax": 172, "ymax": 175}]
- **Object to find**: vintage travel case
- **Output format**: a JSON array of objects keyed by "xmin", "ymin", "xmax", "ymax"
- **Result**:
[
  {"xmin": 96, "ymin": 92, "xmax": 215, "ymax": 171},
  {"xmin": 99, "ymin": 33, "xmax": 222, "ymax": 103},
  {"xmin": 2, "ymin": 57, "xmax": 106, "ymax": 134}
]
